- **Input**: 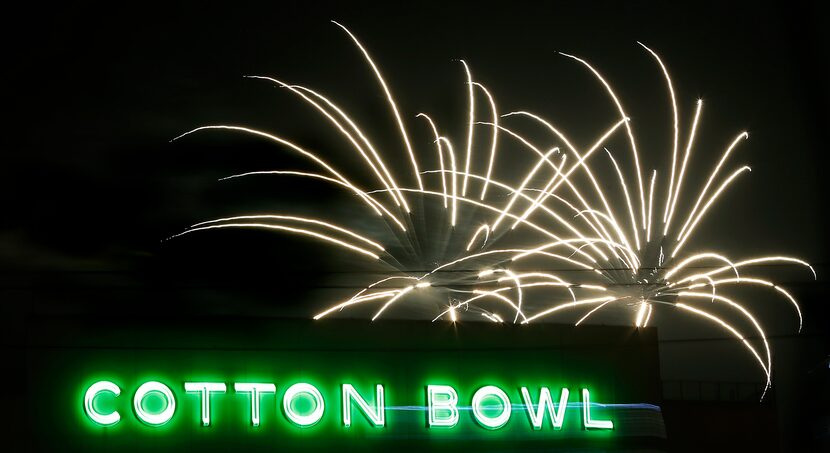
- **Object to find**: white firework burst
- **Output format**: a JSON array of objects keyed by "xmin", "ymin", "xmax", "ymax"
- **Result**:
[{"xmin": 171, "ymin": 22, "xmax": 815, "ymax": 399}]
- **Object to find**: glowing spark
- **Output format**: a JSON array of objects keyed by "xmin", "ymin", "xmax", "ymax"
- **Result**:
[
  {"xmin": 642, "ymin": 304, "xmax": 654, "ymax": 327},
  {"xmin": 646, "ymin": 170, "xmax": 657, "ymax": 243},
  {"xmin": 523, "ymin": 297, "xmax": 618, "ymax": 324},
  {"xmin": 436, "ymin": 137, "xmax": 458, "ymax": 226},
  {"xmin": 672, "ymin": 166, "xmax": 752, "ymax": 257},
  {"xmin": 416, "ymin": 114, "xmax": 448, "ymax": 208},
  {"xmin": 675, "ymin": 303, "xmax": 770, "ymax": 398},
  {"xmin": 246, "ymin": 76, "xmax": 408, "ymax": 211},
  {"xmin": 372, "ymin": 286, "xmax": 415, "ymax": 321},
  {"xmin": 219, "ymin": 170, "xmax": 406, "ymax": 230},
  {"xmin": 331, "ymin": 21, "xmax": 423, "ymax": 190},
  {"xmin": 481, "ymin": 313, "xmax": 500, "ymax": 323},
  {"xmin": 680, "ymin": 292, "xmax": 774, "ymax": 396},
  {"xmin": 677, "ymin": 132, "xmax": 749, "ymax": 240},
  {"xmin": 701, "ymin": 257, "xmax": 816, "ymax": 281},
  {"xmin": 575, "ymin": 299, "xmax": 616, "ymax": 326},
  {"xmin": 433, "ymin": 290, "xmax": 527, "ymax": 323},
  {"xmin": 484, "ymin": 119, "xmax": 629, "ymax": 262},
  {"xmin": 189, "ymin": 215, "xmax": 385, "ymax": 251},
  {"xmin": 466, "ymin": 224, "xmax": 490, "ymax": 251},
  {"xmin": 632, "ymin": 301, "xmax": 646, "ymax": 327},
  {"xmin": 460, "ymin": 60, "xmax": 475, "ymax": 196},
  {"xmin": 684, "ymin": 277, "xmax": 803, "ymax": 332},
  {"xmin": 491, "ymin": 148, "xmax": 558, "ymax": 231},
  {"xmin": 173, "ymin": 125, "xmax": 385, "ymax": 222},
  {"xmin": 473, "ymin": 82, "xmax": 499, "ymax": 200},
  {"xmin": 500, "ymin": 118, "xmax": 638, "ymax": 268},
  {"xmin": 432, "ymin": 165, "xmax": 613, "ymax": 262},
  {"xmin": 664, "ymin": 99, "xmax": 703, "ymax": 235},
  {"xmin": 665, "ymin": 253, "xmax": 739, "ymax": 281},
  {"xmin": 173, "ymin": 223, "xmax": 380, "ymax": 259},
  {"xmin": 559, "ymin": 52, "xmax": 646, "ymax": 228},
  {"xmin": 637, "ymin": 42, "xmax": 679, "ymax": 226},
  {"xmin": 313, "ymin": 291, "xmax": 398, "ymax": 320},
  {"xmin": 605, "ymin": 148, "xmax": 641, "ymax": 250}
]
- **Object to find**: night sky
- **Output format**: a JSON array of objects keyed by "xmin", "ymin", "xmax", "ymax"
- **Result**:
[{"xmin": 3, "ymin": 1, "xmax": 828, "ymax": 450}]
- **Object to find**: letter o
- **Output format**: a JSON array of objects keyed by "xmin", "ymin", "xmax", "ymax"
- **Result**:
[
  {"xmin": 472, "ymin": 385, "xmax": 511, "ymax": 429},
  {"xmin": 133, "ymin": 381, "xmax": 176, "ymax": 426},
  {"xmin": 283, "ymin": 383, "xmax": 324, "ymax": 427}
]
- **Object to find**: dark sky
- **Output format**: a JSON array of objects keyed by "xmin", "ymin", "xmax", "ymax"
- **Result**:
[{"xmin": 2, "ymin": 0, "xmax": 829, "ymax": 448}]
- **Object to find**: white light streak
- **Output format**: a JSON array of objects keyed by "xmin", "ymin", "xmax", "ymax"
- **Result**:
[
  {"xmin": 646, "ymin": 170, "xmax": 656, "ymax": 243},
  {"xmin": 466, "ymin": 224, "xmax": 490, "ymax": 251},
  {"xmin": 523, "ymin": 297, "xmax": 618, "ymax": 324},
  {"xmin": 372, "ymin": 285, "xmax": 415, "ymax": 321},
  {"xmin": 331, "ymin": 21, "xmax": 423, "ymax": 190},
  {"xmin": 189, "ymin": 215, "xmax": 384, "ymax": 251},
  {"xmin": 664, "ymin": 99, "xmax": 703, "ymax": 235},
  {"xmin": 635, "ymin": 301, "xmax": 648, "ymax": 327},
  {"xmin": 637, "ymin": 42, "xmax": 679, "ymax": 226},
  {"xmin": 473, "ymin": 82, "xmax": 499, "ymax": 200},
  {"xmin": 174, "ymin": 223, "xmax": 380, "ymax": 259},
  {"xmin": 677, "ymin": 132, "xmax": 749, "ymax": 240},
  {"xmin": 672, "ymin": 166, "xmax": 752, "ymax": 257},
  {"xmin": 460, "ymin": 60, "xmax": 475, "ymax": 196},
  {"xmin": 559, "ymin": 52, "xmax": 646, "ymax": 229}
]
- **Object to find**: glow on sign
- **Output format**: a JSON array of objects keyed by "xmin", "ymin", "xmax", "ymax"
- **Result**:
[
  {"xmin": 282, "ymin": 383, "xmax": 325, "ymax": 427},
  {"xmin": 82, "ymin": 380, "xmax": 614, "ymax": 431},
  {"xmin": 133, "ymin": 381, "xmax": 176, "ymax": 426},
  {"xmin": 83, "ymin": 380, "xmax": 121, "ymax": 426},
  {"xmin": 184, "ymin": 382, "xmax": 227, "ymax": 426}
]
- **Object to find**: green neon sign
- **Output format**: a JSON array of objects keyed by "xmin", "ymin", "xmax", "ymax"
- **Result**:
[
  {"xmin": 83, "ymin": 379, "xmax": 612, "ymax": 431},
  {"xmin": 30, "ymin": 319, "xmax": 663, "ymax": 450}
]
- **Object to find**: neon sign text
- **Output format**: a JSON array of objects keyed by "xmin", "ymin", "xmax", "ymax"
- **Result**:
[{"xmin": 83, "ymin": 380, "xmax": 613, "ymax": 431}]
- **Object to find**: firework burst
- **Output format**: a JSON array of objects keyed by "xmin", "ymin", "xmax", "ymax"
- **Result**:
[{"xmin": 171, "ymin": 22, "xmax": 815, "ymax": 399}]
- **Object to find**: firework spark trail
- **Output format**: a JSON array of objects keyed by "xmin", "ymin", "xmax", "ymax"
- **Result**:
[
  {"xmin": 682, "ymin": 277, "xmax": 803, "ymax": 332},
  {"xmin": 244, "ymin": 76, "xmax": 407, "ymax": 211},
  {"xmin": 678, "ymin": 291, "xmax": 773, "ymax": 388},
  {"xmin": 172, "ymin": 125, "xmax": 397, "ymax": 225},
  {"xmin": 426, "ymin": 168, "xmax": 617, "ymax": 264},
  {"xmin": 605, "ymin": 148, "xmax": 641, "ymax": 250},
  {"xmin": 187, "ymin": 215, "xmax": 385, "ymax": 251},
  {"xmin": 664, "ymin": 99, "xmax": 704, "ymax": 235},
  {"xmin": 331, "ymin": 21, "xmax": 423, "ymax": 193},
  {"xmin": 432, "ymin": 290, "xmax": 527, "ymax": 323},
  {"xmin": 466, "ymin": 224, "xmax": 490, "ymax": 251},
  {"xmin": 522, "ymin": 297, "xmax": 621, "ymax": 324},
  {"xmin": 672, "ymin": 166, "xmax": 752, "ymax": 257},
  {"xmin": 485, "ymin": 121, "xmax": 626, "ymax": 263},
  {"xmin": 174, "ymin": 23, "xmax": 815, "ymax": 400},
  {"xmin": 498, "ymin": 118, "xmax": 638, "ymax": 268},
  {"xmin": 642, "ymin": 303, "xmax": 654, "ymax": 327},
  {"xmin": 460, "ymin": 60, "xmax": 475, "ymax": 197},
  {"xmin": 172, "ymin": 223, "xmax": 381, "ymax": 259},
  {"xmin": 498, "ymin": 111, "xmax": 633, "ymax": 264},
  {"xmin": 676, "ymin": 132, "xmax": 749, "ymax": 240},
  {"xmin": 637, "ymin": 42, "xmax": 679, "ymax": 227},
  {"xmin": 576, "ymin": 298, "xmax": 617, "ymax": 326},
  {"xmin": 436, "ymin": 138, "xmax": 459, "ymax": 226},
  {"xmin": 472, "ymin": 82, "xmax": 500, "ymax": 200},
  {"xmin": 509, "ymin": 126, "xmax": 632, "ymax": 256},
  {"xmin": 646, "ymin": 170, "xmax": 657, "ymax": 243},
  {"xmin": 558, "ymin": 52, "xmax": 647, "ymax": 229},
  {"xmin": 367, "ymin": 189, "xmax": 601, "ymax": 267},
  {"xmin": 416, "ymin": 114, "xmax": 448, "ymax": 208}
]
